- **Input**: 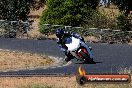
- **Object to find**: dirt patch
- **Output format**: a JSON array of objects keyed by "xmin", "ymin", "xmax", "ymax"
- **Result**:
[
  {"xmin": 0, "ymin": 76, "xmax": 131, "ymax": 88},
  {"xmin": 27, "ymin": 28, "xmax": 42, "ymax": 39},
  {"xmin": 128, "ymin": 40, "xmax": 132, "ymax": 45},
  {"xmin": 84, "ymin": 36, "xmax": 99, "ymax": 43},
  {"xmin": 28, "ymin": 30, "xmax": 57, "ymax": 40},
  {"xmin": 98, "ymin": 6, "xmax": 120, "ymax": 19},
  {"xmin": 27, "ymin": 29, "xmax": 100, "ymax": 42},
  {"xmin": 0, "ymin": 77, "xmax": 76, "ymax": 88},
  {"xmin": 0, "ymin": 50, "xmax": 54, "ymax": 71}
]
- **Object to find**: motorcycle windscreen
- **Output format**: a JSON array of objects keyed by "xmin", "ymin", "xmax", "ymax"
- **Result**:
[{"xmin": 65, "ymin": 37, "xmax": 80, "ymax": 51}]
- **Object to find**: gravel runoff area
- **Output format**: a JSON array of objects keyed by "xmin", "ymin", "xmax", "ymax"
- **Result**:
[
  {"xmin": 0, "ymin": 76, "xmax": 131, "ymax": 88},
  {"xmin": 0, "ymin": 50, "xmax": 54, "ymax": 71}
]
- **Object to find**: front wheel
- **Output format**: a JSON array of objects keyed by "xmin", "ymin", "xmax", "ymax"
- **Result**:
[
  {"xmin": 81, "ymin": 52, "xmax": 92, "ymax": 62},
  {"xmin": 77, "ymin": 47, "xmax": 93, "ymax": 63}
]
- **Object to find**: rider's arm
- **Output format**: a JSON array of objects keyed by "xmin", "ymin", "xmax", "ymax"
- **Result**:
[{"xmin": 57, "ymin": 38, "xmax": 68, "ymax": 52}]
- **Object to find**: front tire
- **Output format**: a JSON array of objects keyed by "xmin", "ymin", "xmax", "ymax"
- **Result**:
[
  {"xmin": 80, "ymin": 51, "xmax": 94, "ymax": 63},
  {"xmin": 77, "ymin": 47, "xmax": 94, "ymax": 63}
]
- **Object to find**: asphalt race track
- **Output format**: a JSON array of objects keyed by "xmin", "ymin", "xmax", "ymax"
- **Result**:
[{"xmin": 0, "ymin": 38, "xmax": 132, "ymax": 76}]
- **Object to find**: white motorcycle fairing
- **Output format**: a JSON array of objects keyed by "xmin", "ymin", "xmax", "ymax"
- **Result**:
[
  {"xmin": 65, "ymin": 36, "xmax": 93, "ymax": 60},
  {"xmin": 65, "ymin": 37, "xmax": 80, "ymax": 51}
]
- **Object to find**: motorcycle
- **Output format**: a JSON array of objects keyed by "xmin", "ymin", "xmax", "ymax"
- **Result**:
[{"xmin": 65, "ymin": 36, "xmax": 94, "ymax": 63}]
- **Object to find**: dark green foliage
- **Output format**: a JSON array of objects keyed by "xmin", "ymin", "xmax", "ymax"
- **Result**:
[
  {"xmin": 82, "ymin": 10, "xmax": 108, "ymax": 28},
  {"xmin": 40, "ymin": 0, "xmax": 99, "ymax": 27},
  {"xmin": 116, "ymin": 15, "xmax": 131, "ymax": 31},
  {"xmin": 0, "ymin": 0, "xmax": 46, "ymax": 21},
  {"xmin": 111, "ymin": 0, "xmax": 132, "ymax": 16}
]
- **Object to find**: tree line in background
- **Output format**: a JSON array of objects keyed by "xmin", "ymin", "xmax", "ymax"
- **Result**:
[
  {"xmin": 0, "ymin": 0, "xmax": 132, "ymax": 31},
  {"xmin": 40, "ymin": 0, "xmax": 99, "ymax": 27},
  {"xmin": 0, "ymin": 0, "xmax": 45, "ymax": 21},
  {"xmin": 40, "ymin": 0, "xmax": 132, "ymax": 32}
]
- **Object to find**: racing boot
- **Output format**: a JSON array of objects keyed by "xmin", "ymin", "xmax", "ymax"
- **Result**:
[
  {"xmin": 64, "ymin": 56, "xmax": 71, "ymax": 62},
  {"xmin": 64, "ymin": 52, "xmax": 74, "ymax": 62}
]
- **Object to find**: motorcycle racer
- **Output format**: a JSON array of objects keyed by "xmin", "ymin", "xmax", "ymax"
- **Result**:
[{"xmin": 56, "ymin": 28, "xmax": 93, "ymax": 62}]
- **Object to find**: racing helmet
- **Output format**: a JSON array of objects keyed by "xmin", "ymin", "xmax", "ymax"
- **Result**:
[{"xmin": 56, "ymin": 28, "xmax": 64, "ymax": 38}]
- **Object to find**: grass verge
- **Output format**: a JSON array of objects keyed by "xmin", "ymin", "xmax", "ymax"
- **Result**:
[
  {"xmin": 0, "ymin": 76, "xmax": 131, "ymax": 88},
  {"xmin": 0, "ymin": 50, "xmax": 54, "ymax": 71}
]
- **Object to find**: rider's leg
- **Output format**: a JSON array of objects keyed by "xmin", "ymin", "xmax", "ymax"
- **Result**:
[{"xmin": 64, "ymin": 52, "xmax": 74, "ymax": 62}]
